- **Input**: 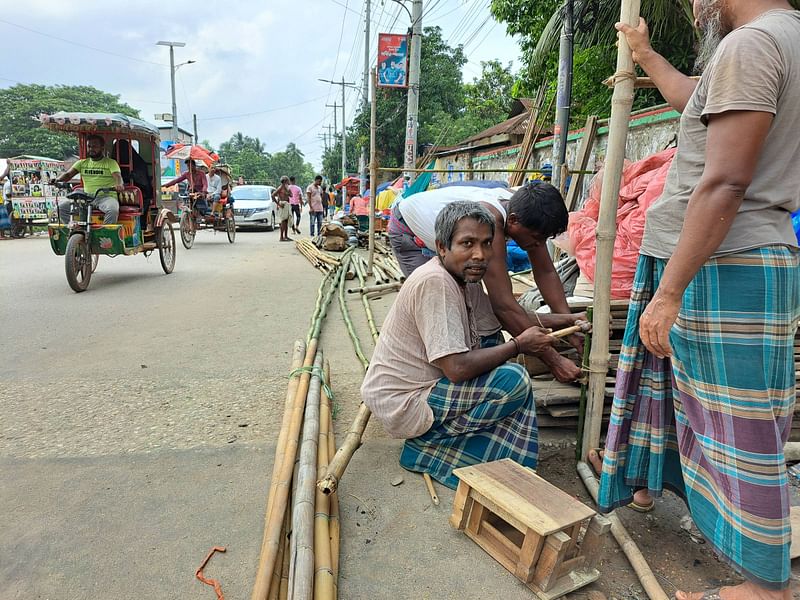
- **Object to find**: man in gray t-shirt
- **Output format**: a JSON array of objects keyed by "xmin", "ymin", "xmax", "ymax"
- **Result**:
[{"xmin": 597, "ymin": 3, "xmax": 800, "ymax": 599}]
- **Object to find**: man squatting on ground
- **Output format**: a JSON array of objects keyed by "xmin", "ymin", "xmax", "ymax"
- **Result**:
[
  {"xmin": 389, "ymin": 182, "xmax": 586, "ymax": 383},
  {"xmin": 56, "ymin": 134, "xmax": 125, "ymax": 225},
  {"xmin": 362, "ymin": 201, "xmax": 564, "ymax": 488},
  {"xmin": 597, "ymin": 2, "xmax": 800, "ymax": 599}
]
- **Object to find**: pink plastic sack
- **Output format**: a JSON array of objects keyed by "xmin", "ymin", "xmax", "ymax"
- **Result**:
[{"xmin": 567, "ymin": 148, "xmax": 677, "ymax": 299}]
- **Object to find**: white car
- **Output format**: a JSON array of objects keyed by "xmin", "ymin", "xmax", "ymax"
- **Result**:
[{"xmin": 231, "ymin": 185, "xmax": 276, "ymax": 231}]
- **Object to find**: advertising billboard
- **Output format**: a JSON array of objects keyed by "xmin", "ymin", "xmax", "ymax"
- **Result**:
[{"xmin": 377, "ymin": 33, "xmax": 409, "ymax": 88}]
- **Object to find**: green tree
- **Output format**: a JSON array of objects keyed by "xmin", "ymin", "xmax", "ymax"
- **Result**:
[
  {"xmin": 0, "ymin": 84, "xmax": 140, "ymax": 159},
  {"xmin": 218, "ymin": 132, "xmax": 270, "ymax": 182},
  {"xmin": 265, "ymin": 143, "xmax": 315, "ymax": 187}
]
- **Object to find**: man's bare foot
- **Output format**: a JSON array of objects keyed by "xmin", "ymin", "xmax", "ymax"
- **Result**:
[
  {"xmin": 676, "ymin": 581, "xmax": 791, "ymax": 599},
  {"xmin": 587, "ymin": 448, "xmax": 654, "ymax": 510}
]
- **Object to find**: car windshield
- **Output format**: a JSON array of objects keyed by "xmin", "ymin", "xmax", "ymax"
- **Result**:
[{"xmin": 231, "ymin": 186, "xmax": 270, "ymax": 201}]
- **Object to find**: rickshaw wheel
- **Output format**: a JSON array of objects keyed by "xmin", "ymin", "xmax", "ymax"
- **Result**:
[
  {"xmin": 91, "ymin": 254, "xmax": 100, "ymax": 273},
  {"xmin": 179, "ymin": 211, "xmax": 195, "ymax": 249},
  {"xmin": 226, "ymin": 213, "xmax": 236, "ymax": 243},
  {"xmin": 158, "ymin": 221, "xmax": 176, "ymax": 274},
  {"xmin": 65, "ymin": 233, "xmax": 92, "ymax": 292}
]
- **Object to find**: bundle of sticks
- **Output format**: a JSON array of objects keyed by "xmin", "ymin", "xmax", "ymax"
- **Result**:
[{"xmin": 295, "ymin": 239, "xmax": 342, "ymax": 274}]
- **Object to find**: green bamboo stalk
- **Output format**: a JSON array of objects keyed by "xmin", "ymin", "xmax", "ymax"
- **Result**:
[
  {"xmin": 337, "ymin": 253, "xmax": 370, "ymax": 371},
  {"xmin": 306, "ymin": 248, "xmax": 354, "ymax": 344},
  {"xmin": 576, "ymin": 306, "xmax": 594, "ymax": 460}
]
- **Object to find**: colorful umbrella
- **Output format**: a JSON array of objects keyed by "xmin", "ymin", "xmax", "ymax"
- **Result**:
[{"xmin": 164, "ymin": 144, "xmax": 220, "ymax": 167}]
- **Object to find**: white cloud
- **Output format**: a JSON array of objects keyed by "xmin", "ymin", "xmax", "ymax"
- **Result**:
[{"xmin": 1, "ymin": 0, "xmax": 520, "ymax": 169}]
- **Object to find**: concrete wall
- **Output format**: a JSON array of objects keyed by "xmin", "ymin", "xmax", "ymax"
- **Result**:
[{"xmin": 437, "ymin": 106, "xmax": 681, "ymax": 204}]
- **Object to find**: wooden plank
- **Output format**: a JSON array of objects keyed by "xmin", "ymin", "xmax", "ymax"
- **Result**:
[
  {"xmin": 528, "ymin": 568, "xmax": 600, "ymax": 600},
  {"xmin": 449, "ymin": 481, "xmax": 472, "ymax": 530},
  {"xmin": 565, "ymin": 116, "xmax": 599, "ymax": 212},
  {"xmin": 581, "ymin": 514, "xmax": 611, "ymax": 569},
  {"xmin": 531, "ymin": 531, "xmax": 571, "ymax": 591},
  {"xmin": 515, "ymin": 529, "xmax": 545, "ymax": 583},
  {"xmin": 481, "ymin": 520, "xmax": 522, "ymax": 565},
  {"xmin": 465, "ymin": 500, "xmax": 486, "ymax": 537},
  {"xmin": 454, "ymin": 460, "xmax": 596, "ymax": 534}
]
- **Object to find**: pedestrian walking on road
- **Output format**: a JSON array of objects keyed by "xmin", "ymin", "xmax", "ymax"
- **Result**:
[
  {"xmin": 306, "ymin": 175, "xmax": 325, "ymax": 236},
  {"xmin": 272, "ymin": 176, "xmax": 293, "ymax": 241},
  {"xmin": 288, "ymin": 175, "xmax": 303, "ymax": 234}
]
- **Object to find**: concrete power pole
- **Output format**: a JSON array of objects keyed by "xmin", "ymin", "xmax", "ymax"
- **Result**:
[
  {"xmin": 193, "ymin": 114, "xmax": 198, "ymax": 145},
  {"xmin": 403, "ymin": 0, "xmax": 423, "ymax": 179},
  {"xmin": 321, "ymin": 78, "xmax": 356, "ymax": 180},
  {"xmin": 552, "ymin": 0, "xmax": 574, "ymax": 191},
  {"xmin": 360, "ymin": 0, "xmax": 371, "ymax": 194}
]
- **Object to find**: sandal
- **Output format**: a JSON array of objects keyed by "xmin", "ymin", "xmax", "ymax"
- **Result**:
[
  {"xmin": 675, "ymin": 589, "xmax": 721, "ymax": 599},
  {"xmin": 629, "ymin": 498, "xmax": 656, "ymax": 513}
]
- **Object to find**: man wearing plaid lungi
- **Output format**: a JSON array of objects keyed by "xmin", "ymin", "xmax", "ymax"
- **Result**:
[
  {"xmin": 599, "ymin": 2, "xmax": 800, "ymax": 599},
  {"xmin": 362, "ymin": 201, "xmax": 581, "ymax": 489}
]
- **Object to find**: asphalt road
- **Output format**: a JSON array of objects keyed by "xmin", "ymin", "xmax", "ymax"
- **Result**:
[{"xmin": 0, "ymin": 229, "xmax": 551, "ymax": 600}]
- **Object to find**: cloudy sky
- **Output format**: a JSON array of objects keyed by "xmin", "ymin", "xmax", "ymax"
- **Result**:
[{"xmin": 0, "ymin": 0, "xmax": 521, "ymax": 169}]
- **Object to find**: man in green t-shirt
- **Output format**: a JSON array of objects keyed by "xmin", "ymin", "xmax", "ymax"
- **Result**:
[{"xmin": 56, "ymin": 134, "xmax": 124, "ymax": 224}]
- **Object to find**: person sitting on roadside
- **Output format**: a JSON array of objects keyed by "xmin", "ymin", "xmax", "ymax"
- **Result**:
[
  {"xmin": 389, "ymin": 182, "xmax": 585, "ymax": 383},
  {"xmin": 362, "ymin": 201, "xmax": 559, "ymax": 488},
  {"xmin": 56, "ymin": 134, "xmax": 124, "ymax": 225},
  {"xmin": 164, "ymin": 159, "xmax": 208, "ymax": 216}
]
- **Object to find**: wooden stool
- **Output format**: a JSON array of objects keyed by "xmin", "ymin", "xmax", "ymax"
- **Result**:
[{"xmin": 450, "ymin": 459, "xmax": 611, "ymax": 600}]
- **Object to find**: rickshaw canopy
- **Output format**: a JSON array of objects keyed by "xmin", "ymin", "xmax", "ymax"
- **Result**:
[
  {"xmin": 164, "ymin": 144, "xmax": 219, "ymax": 167},
  {"xmin": 39, "ymin": 112, "xmax": 161, "ymax": 142}
]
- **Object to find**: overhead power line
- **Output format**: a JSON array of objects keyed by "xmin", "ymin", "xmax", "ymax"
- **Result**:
[
  {"xmin": 201, "ymin": 94, "xmax": 330, "ymax": 121},
  {"xmin": 0, "ymin": 18, "xmax": 167, "ymax": 67}
]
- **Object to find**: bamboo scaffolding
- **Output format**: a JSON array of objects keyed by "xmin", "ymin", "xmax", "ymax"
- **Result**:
[
  {"xmin": 577, "ymin": 462, "xmax": 669, "ymax": 600},
  {"xmin": 288, "ymin": 352, "xmax": 325, "ymax": 600},
  {"xmin": 582, "ymin": 0, "xmax": 641, "ymax": 461},
  {"xmin": 313, "ymin": 361, "xmax": 336, "ymax": 600}
]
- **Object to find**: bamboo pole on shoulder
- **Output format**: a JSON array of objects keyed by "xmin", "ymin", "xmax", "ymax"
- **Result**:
[
  {"xmin": 288, "ymin": 352, "xmax": 325, "ymax": 600},
  {"xmin": 581, "ymin": 0, "xmax": 641, "ymax": 461}
]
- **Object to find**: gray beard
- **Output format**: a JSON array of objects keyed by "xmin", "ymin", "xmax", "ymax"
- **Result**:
[{"xmin": 694, "ymin": 5, "xmax": 727, "ymax": 73}]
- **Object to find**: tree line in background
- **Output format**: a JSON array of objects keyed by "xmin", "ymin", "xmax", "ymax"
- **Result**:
[{"xmin": 215, "ymin": 134, "xmax": 316, "ymax": 187}]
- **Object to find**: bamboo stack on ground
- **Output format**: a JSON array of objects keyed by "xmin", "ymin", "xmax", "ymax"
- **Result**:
[
  {"xmin": 327, "ymin": 408, "xmax": 340, "ymax": 592},
  {"xmin": 296, "ymin": 239, "xmax": 342, "ymax": 273},
  {"xmin": 314, "ymin": 362, "xmax": 336, "ymax": 600},
  {"xmin": 288, "ymin": 353, "xmax": 324, "ymax": 600},
  {"xmin": 337, "ymin": 254, "xmax": 370, "ymax": 370}
]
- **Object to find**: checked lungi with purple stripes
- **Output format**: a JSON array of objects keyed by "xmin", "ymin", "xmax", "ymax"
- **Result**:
[
  {"xmin": 598, "ymin": 246, "xmax": 800, "ymax": 590},
  {"xmin": 400, "ymin": 332, "xmax": 539, "ymax": 489}
]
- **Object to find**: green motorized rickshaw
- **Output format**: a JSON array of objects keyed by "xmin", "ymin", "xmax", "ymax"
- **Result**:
[{"xmin": 41, "ymin": 112, "xmax": 178, "ymax": 292}]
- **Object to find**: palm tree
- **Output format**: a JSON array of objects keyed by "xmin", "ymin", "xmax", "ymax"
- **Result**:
[{"xmin": 529, "ymin": 0, "xmax": 694, "ymax": 73}]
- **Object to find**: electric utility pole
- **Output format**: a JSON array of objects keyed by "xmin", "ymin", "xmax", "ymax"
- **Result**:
[
  {"xmin": 403, "ymin": 0, "xmax": 423, "ymax": 179},
  {"xmin": 360, "ymin": 0, "xmax": 371, "ymax": 194},
  {"xmin": 321, "ymin": 78, "xmax": 356, "ymax": 180},
  {"xmin": 552, "ymin": 0, "xmax": 574, "ymax": 191}
]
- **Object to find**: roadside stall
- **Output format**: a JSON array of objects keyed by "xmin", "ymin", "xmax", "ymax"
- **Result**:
[{"xmin": 6, "ymin": 155, "xmax": 68, "ymax": 237}]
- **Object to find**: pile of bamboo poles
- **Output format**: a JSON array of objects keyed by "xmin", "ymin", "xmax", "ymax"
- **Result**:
[
  {"xmin": 296, "ymin": 239, "xmax": 342, "ymax": 273},
  {"xmin": 252, "ymin": 259, "xmax": 351, "ymax": 600}
]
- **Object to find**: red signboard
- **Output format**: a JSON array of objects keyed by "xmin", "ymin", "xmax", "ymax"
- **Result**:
[{"xmin": 377, "ymin": 33, "xmax": 409, "ymax": 88}]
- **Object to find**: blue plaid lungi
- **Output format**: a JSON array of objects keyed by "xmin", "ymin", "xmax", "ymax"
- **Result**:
[
  {"xmin": 399, "ymin": 332, "xmax": 538, "ymax": 490},
  {"xmin": 598, "ymin": 247, "xmax": 800, "ymax": 590}
]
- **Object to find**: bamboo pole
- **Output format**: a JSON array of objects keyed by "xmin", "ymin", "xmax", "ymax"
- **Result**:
[
  {"xmin": 314, "ymin": 361, "xmax": 335, "ymax": 600},
  {"xmin": 318, "ymin": 402, "xmax": 372, "ymax": 495},
  {"xmin": 337, "ymin": 255, "xmax": 370, "ymax": 371},
  {"xmin": 347, "ymin": 282, "xmax": 402, "ymax": 295},
  {"xmin": 327, "ymin": 409, "xmax": 340, "ymax": 595},
  {"xmin": 508, "ymin": 85, "xmax": 546, "ymax": 187},
  {"xmin": 582, "ymin": 0, "xmax": 641, "ymax": 461},
  {"xmin": 352, "ymin": 253, "xmax": 380, "ymax": 344},
  {"xmin": 251, "ymin": 339, "xmax": 319, "ymax": 600},
  {"xmin": 368, "ymin": 67, "xmax": 378, "ymax": 277},
  {"xmin": 289, "ymin": 352, "xmax": 325, "ymax": 600},
  {"xmin": 267, "ymin": 511, "xmax": 288, "ymax": 600},
  {"xmin": 264, "ymin": 341, "xmax": 306, "ymax": 525},
  {"xmin": 577, "ymin": 462, "xmax": 669, "ymax": 600}
]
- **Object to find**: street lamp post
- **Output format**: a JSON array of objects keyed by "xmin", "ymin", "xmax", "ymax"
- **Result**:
[{"xmin": 156, "ymin": 41, "xmax": 195, "ymax": 144}]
